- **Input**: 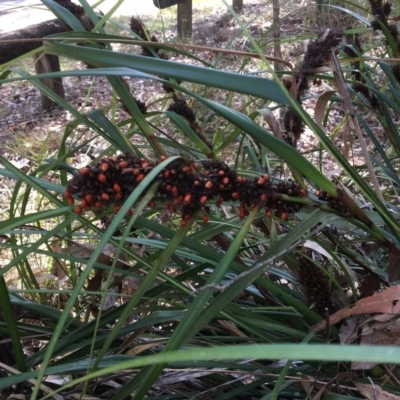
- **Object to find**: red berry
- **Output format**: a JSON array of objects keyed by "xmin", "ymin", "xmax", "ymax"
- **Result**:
[
  {"xmin": 160, "ymin": 155, "xmax": 168, "ymax": 161},
  {"xmin": 98, "ymin": 173, "xmax": 107, "ymax": 183},
  {"xmin": 67, "ymin": 198, "xmax": 74, "ymax": 206},
  {"xmin": 119, "ymin": 161, "xmax": 128, "ymax": 168},
  {"xmin": 202, "ymin": 215, "xmax": 209, "ymax": 223},
  {"xmin": 95, "ymin": 201, "xmax": 102, "ymax": 208},
  {"xmin": 237, "ymin": 176, "xmax": 244, "ymax": 184},
  {"xmin": 182, "ymin": 164, "xmax": 191, "ymax": 173},
  {"xmin": 280, "ymin": 212, "xmax": 288, "ymax": 221},
  {"xmin": 114, "ymin": 204, "xmax": 121, "ymax": 212},
  {"xmin": 115, "ymin": 193, "xmax": 122, "ymax": 200},
  {"xmin": 222, "ymin": 177, "xmax": 230, "ymax": 185},
  {"xmin": 101, "ymin": 193, "xmax": 109, "ymax": 201},
  {"xmin": 164, "ymin": 203, "xmax": 171, "ymax": 210},
  {"xmin": 299, "ymin": 189, "xmax": 307, "ymax": 197},
  {"xmin": 136, "ymin": 174, "xmax": 145, "ymax": 182},
  {"xmin": 183, "ymin": 194, "xmax": 192, "ymax": 204},
  {"xmin": 79, "ymin": 167, "xmax": 90, "ymax": 175},
  {"xmin": 80, "ymin": 199, "xmax": 87, "ymax": 208},
  {"xmin": 260, "ymin": 193, "xmax": 267, "ymax": 201},
  {"xmin": 200, "ymin": 195, "xmax": 208, "ymax": 204},
  {"xmin": 171, "ymin": 186, "xmax": 179, "ymax": 196},
  {"xmin": 218, "ymin": 170, "xmax": 225, "ymax": 176},
  {"xmin": 163, "ymin": 170, "xmax": 170, "ymax": 179},
  {"xmin": 205, "ymin": 181, "xmax": 213, "ymax": 189},
  {"xmin": 63, "ymin": 189, "xmax": 71, "ymax": 198},
  {"xmin": 101, "ymin": 163, "xmax": 109, "ymax": 171},
  {"xmin": 166, "ymin": 185, "xmax": 172, "ymax": 192},
  {"xmin": 84, "ymin": 194, "xmax": 93, "ymax": 203},
  {"xmin": 232, "ymin": 192, "xmax": 240, "ymax": 199},
  {"xmin": 265, "ymin": 210, "xmax": 272, "ymax": 218},
  {"xmin": 74, "ymin": 206, "xmax": 83, "ymax": 215},
  {"xmin": 180, "ymin": 220, "xmax": 187, "ymax": 227},
  {"xmin": 133, "ymin": 168, "xmax": 140, "ymax": 176},
  {"xmin": 257, "ymin": 177, "xmax": 266, "ymax": 186},
  {"xmin": 149, "ymin": 201, "xmax": 156, "ymax": 209},
  {"xmin": 193, "ymin": 163, "xmax": 201, "ymax": 171},
  {"xmin": 113, "ymin": 183, "xmax": 121, "ymax": 192}
]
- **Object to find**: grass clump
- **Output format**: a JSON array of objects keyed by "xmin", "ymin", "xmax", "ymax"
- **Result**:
[{"xmin": 0, "ymin": 0, "xmax": 400, "ymax": 399}]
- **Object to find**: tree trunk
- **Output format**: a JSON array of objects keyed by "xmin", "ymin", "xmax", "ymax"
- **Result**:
[
  {"xmin": 177, "ymin": 0, "xmax": 192, "ymax": 37},
  {"xmin": 233, "ymin": 0, "xmax": 243, "ymax": 12},
  {"xmin": 33, "ymin": 52, "xmax": 64, "ymax": 110}
]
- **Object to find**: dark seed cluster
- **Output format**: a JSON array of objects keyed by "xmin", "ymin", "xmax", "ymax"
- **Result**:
[
  {"xmin": 282, "ymin": 29, "xmax": 343, "ymax": 147},
  {"xmin": 314, "ymin": 189, "xmax": 350, "ymax": 214},
  {"xmin": 296, "ymin": 254, "xmax": 335, "ymax": 316},
  {"xmin": 129, "ymin": 17, "xmax": 164, "ymax": 58},
  {"xmin": 64, "ymin": 155, "xmax": 308, "ymax": 225},
  {"xmin": 366, "ymin": 0, "xmax": 400, "ymax": 84},
  {"xmin": 344, "ymin": 32, "xmax": 379, "ymax": 108}
]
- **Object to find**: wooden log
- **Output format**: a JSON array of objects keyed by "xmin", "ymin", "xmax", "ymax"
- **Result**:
[
  {"xmin": 177, "ymin": 0, "xmax": 192, "ymax": 37},
  {"xmin": 0, "ymin": 15, "xmax": 94, "ymax": 109},
  {"xmin": 153, "ymin": 0, "xmax": 186, "ymax": 9},
  {"xmin": 33, "ymin": 52, "xmax": 64, "ymax": 110},
  {"xmin": 0, "ymin": 19, "xmax": 67, "ymax": 64}
]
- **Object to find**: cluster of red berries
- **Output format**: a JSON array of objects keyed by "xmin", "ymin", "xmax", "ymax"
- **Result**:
[{"xmin": 63, "ymin": 154, "xmax": 308, "ymax": 225}]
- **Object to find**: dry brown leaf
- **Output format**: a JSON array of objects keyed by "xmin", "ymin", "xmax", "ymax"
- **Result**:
[
  {"xmin": 258, "ymin": 108, "xmax": 283, "ymax": 140},
  {"xmin": 126, "ymin": 342, "xmax": 162, "ymax": 356},
  {"xmin": 355, "ymin": 382, "xmax": 400, "ymax": 400},
  {"xmin": 314, "ymin": 90, "xmax": 337, "ymax": 133},
  {"xmin": 352, "ymin": 329, "xmax": 400, "ymax": 369},
  {"xmin": 298, "ymin": 374, "xmax": 313, "ymax": 398},
  {"xmin": 339, "ymin": 316, "xmax": 358, "ymax": 344},
  {"xmin": 218, "ymin": 320, "xmax": 246, "ymax": 337},
  {"xmin": 312, "ymin": 285, "xmax": 400, "ymax": 332}
]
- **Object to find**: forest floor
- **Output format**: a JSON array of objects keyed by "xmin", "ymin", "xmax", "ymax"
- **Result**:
[{"xmin": 0, "ymin": 0, "xmax": 360, "ymax": 169}]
